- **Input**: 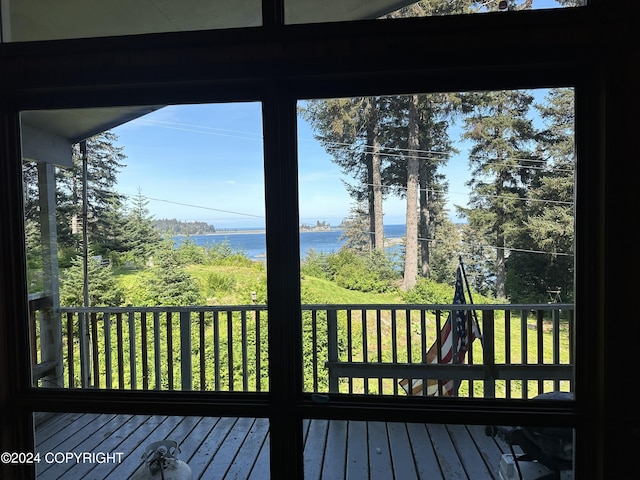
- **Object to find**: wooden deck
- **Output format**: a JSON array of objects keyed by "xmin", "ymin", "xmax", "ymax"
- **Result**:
[{"xmin": 34, "ymin": 412, "xmax": 512, "ymax": 479}]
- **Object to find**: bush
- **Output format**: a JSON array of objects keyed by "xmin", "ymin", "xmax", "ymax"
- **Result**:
[
  {"xmin": 401, "ymin": 277, "xmax": 455, "ymax": 305},
  {"xmin": 207, "ymin": 241, "xmax": 253, "ymax": 267},
  {"xmin": 301, "ymin": 249, "xmax": 332, "ymax": 279},
  {"xmin": 302, "ymin": 249, "xmax": 399, "ymax": 294},
  {"xmin": 205, "ymin": 271, "xmax": 236, "ymax": 296}
]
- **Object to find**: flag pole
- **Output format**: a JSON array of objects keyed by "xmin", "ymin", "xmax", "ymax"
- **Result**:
[{"xmin": 458, "ymin": 255, "xmax": 483, "ymax": 349}]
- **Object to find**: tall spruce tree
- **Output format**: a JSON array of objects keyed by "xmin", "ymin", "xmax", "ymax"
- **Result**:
[
  {"xmin": 383, "ymin": 93, "xmax": 454, "ymax": 286},
  {"xmin": 300, "ymin": 97, "xmax": 387, "ymax": 251},
  {"xmin": 506, "ymin": 88, "xmax": 575, "ymax": 302},
  {"xmin": 56, "ymin": 131, "xmax": 126, "ymax": 256},
  {"xmin": 459, "ymin": 90, "xmax": 538, "ymax": 298}
]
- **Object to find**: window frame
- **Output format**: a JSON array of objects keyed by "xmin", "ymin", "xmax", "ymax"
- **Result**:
[{"xmin": 0, "ymin": 4, "xmax": 613, "ymax": 479}]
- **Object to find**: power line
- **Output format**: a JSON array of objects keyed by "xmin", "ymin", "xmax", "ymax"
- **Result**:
[{"xmin": 115, "ymin": 190, "xmax": 265, "ymax": 219}]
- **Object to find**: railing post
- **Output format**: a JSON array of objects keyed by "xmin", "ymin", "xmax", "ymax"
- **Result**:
[
  {"xmin": 482, "ymin": 310, "xmax": 495, "ymax": 398},
  {"xmin": 327, "ymin": 309, "xmax": 338, "ymax": 393},
  {"xmin": 180, "ymin": 311, "xmax": 192, "ymax": 391},
  {"xmin": 36, "ymin": 162, "xmax": 63, "ymax": 388}
]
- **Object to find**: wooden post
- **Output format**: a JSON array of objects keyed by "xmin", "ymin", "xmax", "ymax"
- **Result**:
[
  {"xmin": 37, "ymin": 162, "xmax": 63, "ymax": 388},
  {"xmin": 327, "ymin": 309, "xmax": 339, "ymax": 393},
  {"xmin": 482, "ymin": 310, "xmax": 496, "ymax": 399}
]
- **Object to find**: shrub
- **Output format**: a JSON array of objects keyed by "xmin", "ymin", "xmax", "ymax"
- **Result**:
[{"xmin": 205, "ymin": 271, "xmax": 236, "ymax": 296}]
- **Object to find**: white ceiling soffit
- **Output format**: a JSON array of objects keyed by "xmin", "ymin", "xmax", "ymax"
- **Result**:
[
  {"xmin": 4, "ymin": 0, "xmax": 417, "ymax": 42},
  {"xmin": 20, "ymin": 106, "xmax": 162, "ymax": 166},
  {"xmin": 21, "ymin": 106, "xmax": 162, "ymax": 145}
]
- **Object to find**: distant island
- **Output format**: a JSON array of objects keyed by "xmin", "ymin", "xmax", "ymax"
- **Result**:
[
  {"xmin": 153, "ymin": 218, "xmax": 216, "ymax": 235},
  {"xmin": 299, "ymin": 220, "xmax": 334, "ymax": 232},
  {"xmin": 154, "ymin": 218, "xmax": 340, "ymax": 235}
]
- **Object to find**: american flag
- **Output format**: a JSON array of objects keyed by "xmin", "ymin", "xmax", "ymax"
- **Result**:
[{"xmin": 400, "ymin": 265, "xmax": 479, "ymax": 396}]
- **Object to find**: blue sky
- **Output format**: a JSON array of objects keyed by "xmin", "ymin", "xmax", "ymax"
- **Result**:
[
  {"xmin": 112, "ymin": 85, "xmax": 557, "ymax": 230},
  {"xmin": 113, "ymin": 101, "xmax": 472, "ymax": 229}
]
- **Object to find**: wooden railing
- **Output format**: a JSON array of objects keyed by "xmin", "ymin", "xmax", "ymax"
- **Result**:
[
  {"xmin": 56, "ymin": 305, "xmax": 269, "ymax": 391},
  {"xmin": 319, "ymin": 304, "xmax": 574, "ymax": 399},
  {"xmin": 33, "ymin": 303, "xmax": 573, "ymax": 399},
  {"xmin": 28, "ymin": 293, "xmax": 59, "ymax": 386}
]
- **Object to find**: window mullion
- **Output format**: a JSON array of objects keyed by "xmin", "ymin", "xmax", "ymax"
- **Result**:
[{"xmin": 263, "ymin": 85, "xmax": 304, "ymax": 478}]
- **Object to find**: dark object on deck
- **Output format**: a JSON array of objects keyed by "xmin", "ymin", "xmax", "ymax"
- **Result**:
[{"xmin": 485, "ymin": 392, "xmax": 573, "ymax": 479}]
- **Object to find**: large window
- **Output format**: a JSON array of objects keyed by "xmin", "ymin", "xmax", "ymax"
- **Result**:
[
  {"xmin": 1, "ymin": 0, "xmax": 262, "ymax": 42},
  {"xmin": 2, "ymin": 1, "xmax": 623, "ymax": 479},
  {"xmin": 23, "ymin": 103, "xmax": 269, "ymax": 394},
  {"xmin": 285, "ymin": 0, "xmax": 586, "ymax": 25},
  {"xmin": 297, "ymin": 89, "xmax": 575, "ymax": 401}
]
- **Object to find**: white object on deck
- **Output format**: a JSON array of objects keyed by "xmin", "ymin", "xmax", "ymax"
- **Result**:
[
  {"xmin": 498, "ymin": 453, "xmax": 554, "ymax": 480},
  {"xmin": 130, "ymin": 440, "xmax": 193, "ymax": 480}
]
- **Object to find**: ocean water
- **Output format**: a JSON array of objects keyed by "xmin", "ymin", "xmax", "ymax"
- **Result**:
[{"xmin": 177, "ymin": 224, "xmax": 406, "ymax": 261}]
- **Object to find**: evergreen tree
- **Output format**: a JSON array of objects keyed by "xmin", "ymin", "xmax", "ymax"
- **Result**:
[
  {"xmin": 56, "ymin": 131, "xmax": 126, "ymax": 256},
  {"xmin": 121, "ymin": 191, "xmax": 162, "ymax": 267},
  {"xmin": 506, "ymin": 88, "xmax": 575, "ymax": 302},
  {"xmin": 382, "ymin": 93, "xmax": 455, "ymax": 287},
  {"xmin": 459, "ymin": 89, "xmax": 539, "ymax": 298},
  {"xmin": 146, "ymin": 244, "xmax": 203, "ymax": 306},
  {"xmin": 339, "ymin": 203, "xmax": 371, "ymax": 253},
  {"xmin": 300, "ymin": 97, "xmax": 387, "ymax": 251},
  {"xmin": 59, "ymin": 255, "xmax": 123, "ymax": 307}
]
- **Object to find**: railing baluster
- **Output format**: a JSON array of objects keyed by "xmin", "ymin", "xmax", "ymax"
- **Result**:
[
  {"xmin": 346, "ymin": 309, "xmax": 353, "ymax": 394},
  {"xmin": 116, "ymin": 313, "xmax": 124, "ymax": 389},
  {"xmin": 405, "ymin": 309, "xmax": 412, "ymax": 363},
  {"xmin": 376, "ymin": 309, "xmax": 382, "ymax": 394},
  {"xmin": 505, "ymin": 310, "xmax": 511, "ymax": 399},
  {"xmin": 200, "ymin": 311, "xmax": 206, "ymax": 391},
  {"xmin": 227, "ymin": 310, "xmax": 233, "ymax": 391},
  {"xmin": 141, "ymin": 312, "xmax": 148, "ymax": 390},
  {"xmin": 213, "ymin": 311, "xmax": 220, "ymax": 391},
  {"xmin": 256, "ymin": 310, "xmax": 262, "ymax": 392},
  {"xmin": 405, "ymin": 309, "xmax": 411, "ymax": 396},
  {"xmin": 311, "ymin": 310, "xmax": 318, "ymax": 393},
  {"xmin": 362, "ymin": 308, "xmax": 368, "ymax": 394},
  {"xmin": 167, "ymin": 312, "xmax": 174, "ymax": 390},
  {"xmin": 180, "ymin": 310, "xmax": 192, "ymax": 391},
  {"xmin": 420, "ymin": 309, "xmax": 427, "ymax": 397},
  {"xmin": 553, "ymin": 308, "xmax": 561, "ymax": 391},
  {"xmin": 67, "ymin": 312, "xmax": 74, "ymax": 388},
  {"xmin": 467, "ymin": 310, "xmax": 473, "ymax": 398},
  {"xmin": 520, "ymin": 309, "xmax": 528, "ymax": 399},
  {"xmin": 537, "ymin": 309, "xmax": 544, "ymax": 395},
  {"xmin": 128, "ymin": 311, "xmax": 137, "ymax": 390},
  {"xmin": 241, "ymin": 310, "xmax": 248, "ymax": 392},
  {"xmin": 435, "ymin": 310, "xmax": 443, "ymax": 396},
  {"xmin": 153, "ymin": 311, "xmax": 161, "ymax": 390},
  {"xmin": 327, "ymin": 309, "xmax": 338, "ymax": 394},
  {"xmin": 91, "ymin": 313, "xmax": 99, "ymax": 389},
  {"xmin": 391, "ymin": 309, "xmax": 397, "ymax": 396},
  {"xmin": 104, "ymin": 312, "xmax": 112, "ymax": 390}
]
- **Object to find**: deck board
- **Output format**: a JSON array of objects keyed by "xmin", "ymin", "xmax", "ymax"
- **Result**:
[
  {"xmin": 34, "ymin": 413, "xmax": 508, "ymax": 479},
  {"xmin": 406, "ymin": 422, "xmax": 444, "ymax": 480},
  {"xmin": 387, "ymin": 421, "xmax": 419, "ymax": 479},
  {"xmin": 367, "ymin": 421, "xmax": 393, "ymax": 479},
  {"xmin": 322, "ymin": 419, "xmax": 348, "ymax": 479},
  {"xmin": 304, "ymin": 418, "xmax": 329, "ymax": 480}
]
